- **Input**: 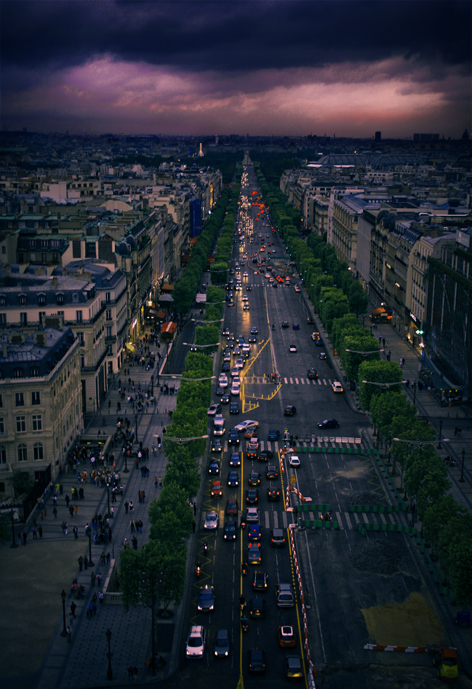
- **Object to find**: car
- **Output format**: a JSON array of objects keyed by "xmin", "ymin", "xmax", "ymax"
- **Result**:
[
  {"xmin": 225, "ymin": 499, "xmax": 238, "ymax": 516},
  {"xmin": 278, "ymin": 625, "xmax": 296, "ymax": 648},
  {"xmin": 233, "ymin": 345, "xmax": 242, "ymax": 356},
  {"xmin": 229, "ymin": 452, "xmax": 241, "ymax": 466},
  {"xmin": 318, "ymin": 418, "xmax": 340, "ymax": 429},
  {"xmin": 229, "ymin": 269, "xmax": 235, "ymax": 275},
  {"xmin": 307, "ymin": 368, "xmax": 318, "ymax": 379},
  {"xmin": 248, "ymin": 334, "xmax": 257, "ymax": 342},
  {"xmin": 242, "ymin": 344, "xmax": 251, "ymax": 354},
  {"xmin": 285, "ymin": 655, "xmax": 303, "ymax": 680},
  {"xmin": 204, "ymin": 511, "xmax": 219, "ymax": 530},
  {"xmin": 220, "ymin": 393, "xmax": 230, "ymax": 405},
  {"xmin": 271, "ymin": 528, "xmax": 285, "ymax": 547},
  {"xmin": 231, "ymin": 367, "xmax": 240, "ymax": 378},
  {"xmin": 250, "ymin": 327, "xmax": 258, "ymax": 334},
  {"xmin": 221, "ymin": 361, "xmax": 231, "ymax": 372},
  {"xmin": 222, "ymin": 328, "xmax": 230, "ymax": 336},
  {"xmin": 230, "ymin": 383, "xmax": 240, "ymax": 396},
  {"xmin": 246, "ymin": 488, "xmax": 259, "ymax": 505},
  {"xmin": 229, "ymin": 403, "xmax": 240, "ymax": 414},
  {"xmin": 268, "ymin": 429, "xmax": 280, "ymax": 441},
  {"xmin": 284, "ymin": 405, "xmax": 297, "ymax": 416},
  {"xmin": 186, "ymin": 625, "xmax": 206, "ymax": 659},
  {"xmin": 223, "ymin": 520, "xmax": 237, "ymax": 541},
  {"xmin": 197, "ymin": 585, "xmax": 215, "ymax": 612},
  {"xmin": 248, "ymin": 524, "xmax": 262, "ymax": 542},
  {"xmin": 248, "ymin": 471, "xmax": 261, "ymax": 486},
  {"xmin": 332, "ymin": 381, "xmax": 344, "ymax": 393},
  {"xmin": 242, "ymin": 295, "xmax": 248, "ymax": 302},
  {"xmin": 265, "ymin": 273, "xmax": 271, "ymax": 279},
  {"xmin": 208, "ymin": 459, "xmax": 220, "ymax": 475},
  {"xmin": 253, "ymin": 571, "xmax": 268, "ymax": 591},
  {"xmin": 315, "ymin": 338, "xmax": 324, "ymax": 347},
  {"xmin": 294, "ymin": 285, "xmax": 301, "ymax": 293},
  {"xmin": 247, "ymin": 543, "xmax": 262, "ymax": 564},
  {"xmin": 311, "ymin": 332, "xmax": 320, "ymax": 342},
  {"xmin": 266, "ymin": 465, "xmax": 279, "ymax": 480},
  {"xmin": 244, "ymin": 427, "xmax": 258, "ymax": 440},
  {"xmin": 218, "ymin": 374, "xmax": 228, "ymax": 387},
  {"xmin": 258, "ymin": 450, "xmax": 273, "ymax": 463},
  {"xmin": 289, "ymin": 455, "xmax": 300, "ymax": 467},
  {"xmin": 235, "ymin": 419, "xmax": 259, "ymax": 433},
  {"xmin": 243, "ymin": 272, "xmax": 249, "ymax": 278},
  {"xmin": 227, "ymin": 471, "xmax": 239, "ymax": 487},
  {"xmin": 249, "ymin": 596, "xmax": 266, "ymax": 617},
  {"xmin": 214, "ymin": 628, "xmax": 230, "ymax": 657},
  {"xmin": 281, "ymin": 321, "xmax": 289, "ymax": 328},
  {"xmin": 227, "ymin": 301, "xmax": 235, "ymax": 307},
  {"xmin": 276, "ymin": 582, "xmax": 294, "ymax": 608},
  {"xmin": 228, "ymin": 429, "xmax": 240, "ymax": 445},
  {"xmin": 208, "ymin": 403, "xmax": 222, "ymax": 416},
  {"xmin": 216, "ymin": 386, "xmax": 225, "ymax": 396},
  {"xmin": 248, "ymin": 648, "xmax": 266, "ymax": 674},
  {"xmin": 268, "ymin": 487, "xmax": 280, "ymax": 501},
  {"xmin": 211, "ymin": 439, "xmax": 222, "ymax": 453},
  {"xmin": 292, "ymin": 323, "xmax": 300, "ymax": 330},
  {"xmin": 210, "ymin": 480, "xmax": 223, "ymax": 497},
  {"xmin": 235, "ymin": 358, "xmax": 244, "ymax": 369},
  {"xmin": 246, "ymin": 507, "xmax": 259, "ymax": 523},
  {"xmin": 289, "ymin": 345, "xmax": 297, "ymax": 353}
]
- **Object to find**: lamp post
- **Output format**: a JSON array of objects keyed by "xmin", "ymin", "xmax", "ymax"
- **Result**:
[
  {"xmin": 123, "ymin": 448, "xmax": 129, "ymax": 474},
  {"xmin": 10, "ymin": 508, "xmax": 18, "ymax": 549},
  {"xmin": 61, "ymin": 589, "xmax": 67, "ymax": 637},
  {"xmin": 86, "ymin": 525, "xmax": 94, "ymax": 567},
  {"xmin": 459, "ymin": 449, "xmax": 465, "ymax": 483},
  {"xmin": 437, "ymin": 419, "xmax": 443, "ymax": 449},
  {"xmin": 106, "ymin": 628, "xmax": 113, "ymax": 680}
]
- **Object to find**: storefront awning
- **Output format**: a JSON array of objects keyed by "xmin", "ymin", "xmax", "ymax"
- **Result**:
[
  {"xmin": 161, "ymin": 322, "xmax": 177, "ymax": 335},
  {"xmin": 159, "ymin": 293, "xmax": 174, "ymax": 302},
  {"xmin": 161, "ymin": 284, "xmax": 174, "ymax": 291}
]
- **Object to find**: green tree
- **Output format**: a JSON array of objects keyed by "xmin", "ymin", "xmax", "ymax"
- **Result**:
[
  {"xmin": 162, "ymin": 455, "xmax": 201, "ymax": 499},
  {"xmin": 12, "ymin": 471, "xmax": 34, "ymax": 498},
  {"xmin": 358, "ymin": 360, "xmax": 402, "ymax": 410},
  {"xmin": 403, "ymin": 446, "xmax": 450, "ymax": 517},
  {"xmin": 423, "ymin": 495, "xmax": 466, "ymax": 555},
  {"xmin": 341, "ymin": 334, "xmax": 380, "ymax": 381}
]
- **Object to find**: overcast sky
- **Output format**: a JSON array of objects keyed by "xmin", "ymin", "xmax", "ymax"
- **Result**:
[{"xmin": 1, "ymin": 0, "xmax": 470, "ymax": 138}]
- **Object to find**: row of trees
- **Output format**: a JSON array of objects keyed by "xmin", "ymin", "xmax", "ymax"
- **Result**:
[
  {"xmin": 254, "ymin": 162, "xmax": 472, "ymax": 606},
  {"xmin": 119, "ymin": 169, "xmax": 243, "ymax": 660}
]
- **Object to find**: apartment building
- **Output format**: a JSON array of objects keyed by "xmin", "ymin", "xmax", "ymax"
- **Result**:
[{"xmin": 0, "ymin": 326, "xmax": 82, "ymax": 499}]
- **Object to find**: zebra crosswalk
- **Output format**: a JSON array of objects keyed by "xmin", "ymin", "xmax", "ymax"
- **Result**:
[
  {"xmin": 220, "ymin": 439, "xmax": 363, "ymax": 454},
  {"xmin": 243, "ymin": 376, "xmax": 336, "ymax": 386},
  {"xmin": 202, "ymin": 508, "xmax": 403, "ymax": 532}
]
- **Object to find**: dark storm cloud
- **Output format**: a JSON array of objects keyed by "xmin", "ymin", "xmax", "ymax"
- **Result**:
[{"xmin": 1, "ymin": 0, "xmax": 470, "ymax": 76}]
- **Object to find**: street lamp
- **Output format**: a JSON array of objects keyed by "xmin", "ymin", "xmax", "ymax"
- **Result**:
[
  {"xmin": 437, "ymin": 419, "xmax": 443, "ymax": 449},
  {"xmin": 361, "ymin": 380, "xmax": 401, "ymax": 388},
  {"xmin": 86, "ymin": 525, "xmax": 94, "ymax": 567},
  {"xmin": 61, "ymin": 589, "xmax": 67, "ymax": 637},
  {"xmin": 459, "ymin": 449, "xmax": 465, "ymax": 483},
  {"xmin": 346, "ymin": 349, "xmax": 384, "ymax": 355},
  {"xmin": 106, "ymin": 628, "xmax": 113, "ymax": 680}
]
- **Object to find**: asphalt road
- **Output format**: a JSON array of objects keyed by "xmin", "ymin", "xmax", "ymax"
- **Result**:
[{"xmin": 170, "ymin": 164, "xmax": 459, "ymax": 688}]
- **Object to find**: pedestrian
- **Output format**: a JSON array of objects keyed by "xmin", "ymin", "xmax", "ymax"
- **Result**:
[
  {"xmin": 78, "ymin": 556, "xmax": 83, "ymax": 571},
  {"xmin": 124, "ymin": 500, "xmax": 129, "ymax": 514},
  {"xmin": 99, "ymin": 590, "xmax": 104, "ymax": 604},
  {"xmin": 70, "ymin": 601, "xmax": 77, "ymax": 618},
  {"xmin": 154, "ymin": 476, "xmax": 158, "ymax": 489},
  {"xmin": 100, "ymin": 552, "xmax": 106, "ymax": 566},
  {"xmin": 130, "ymin": 519, "xmax": 135, "ymax": 532},
  {"xmin": 53, "ymin": 507, "xmax": 58, "ymax": 519},
  {"xmin": 193, "ymin": 501, "xmax": 197, "ymax": 516},
  {"xmin": 129, "ymin": 500, "xmax": 134, "ymax": 512},
  {"xmin": 158, "ymin": 476, "xmax": 162, "ymax": 488},
  {"xmin": 32, "ymin": 526, "xmax": 37, "ymax": 539},
  {"xmin": 38, "ymin": 525, "xmax": 43, "ymax": 538},
  {"xmin": 106, "ymin": 552, "xmax": 111, "ymax": 565},
  {"xmin": 73, "ymin": 526, "xmax": 78, "ymax": 539},
  {"xmin": 65, "ymin": 494, "xmax": 70, "ymax": 507},
  {"xmin": 91, "ymin": 571, "xmax": 96, "ymax": 587},
  {"xmin": 22, "ymin": 531, "xmax": 27, "ymax": 545},
  {"xmin": 74, "ymin": 505, "xmax": 79, "ymax": 517},
  {"xmin": 67, "ymin": 626, "xmax": 72, "ymax": 643},
  {"xmin": 133, "ymin": 667, "xmax": 139, "ymax": 682}
]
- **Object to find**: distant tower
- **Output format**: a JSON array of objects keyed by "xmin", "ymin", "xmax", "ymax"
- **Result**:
[
  {"xmin": 198, "ymin": 143, "xmax": 204, "ymax": 157},
  {"xmin": 375, "ymin": 131, "xmax": 381, "ymax": 142}
]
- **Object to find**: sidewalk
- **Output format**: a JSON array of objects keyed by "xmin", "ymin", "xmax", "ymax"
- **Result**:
[{"xmin": 0, "ymin": 352, "xmax": 183, "ymax": 689}]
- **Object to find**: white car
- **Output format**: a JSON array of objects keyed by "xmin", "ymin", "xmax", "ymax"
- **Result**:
[
  {"xmin": 204, "ymin": 511, "xmax": 219, "ymax": 530},
  {"xmin": 242, "ymin": 344, "xmax": 251, "ymax": 353},
  {"xmin": 332, "ymin": 381, "xmax": 344, "ymax": 393},
  {"xmin": 234, "ymin": 419, "xmax": 259, "ymax": 433},
  {"xmin": 242, "ymin": 295, "xmax": 248, "ymax": 302},
  {"xmin": 186, "ymin": 625, "xmax": 206, "ymax": 659},
  {"xmin": 246, "ymin": 507, "xmax": 260, "ymax": 523},
  {"xmin": 243, "ymin": 272, "xmax": 249, "ymax": 277},
  {"xmin": 207, "ymin": 403, "xmax": 221, "ymax": 416},
  {"xmin": 231, "ymin": 383, "xmax": 240, "ymax": 397},
  {"xmin": 235, "ymin": 284, "xmax": 242, "ymax": 291},
  {"xmin": 231, "ymin": 367, "xmax": 240, "ymax": 378},
  {"xmin": 289, "ymin": 455, "xmax": 300, "ymax": 467},
  {"xmin": 218, "ymin": 374, "xmax": 228, "ymax": 388},
  {"xmin": 235, "ymin": 358, "xmax": 244, "ymax": 369}
]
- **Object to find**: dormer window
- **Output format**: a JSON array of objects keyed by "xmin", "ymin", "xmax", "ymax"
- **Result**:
[
  {"xmin": 0, "ymin": 295, "xmax": 5, "ymax": 307},
  {"xmin": 72, "ymin": 293, "xmax": 79, "ymax": 303},
  {"xmin": 56, "ymin": 293, "xmax": 64, "ymax": 305},
  {"xmin": 19, "ymin": 294, "xmax": 27, "ymax": 306},
  {"xmin": 38, "ymin": 293, "xmax": 46, "ymax": 305}
]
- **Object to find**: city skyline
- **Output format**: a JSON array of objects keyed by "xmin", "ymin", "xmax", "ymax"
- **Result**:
[{"xmin": 1, "ymin": 0, "xmax": 471, "ymax": 139}]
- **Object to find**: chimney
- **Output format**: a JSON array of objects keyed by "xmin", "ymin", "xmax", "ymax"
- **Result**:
[{"xmin": 51, "ymin": 277, "xmax": 58, "ymax": 289}]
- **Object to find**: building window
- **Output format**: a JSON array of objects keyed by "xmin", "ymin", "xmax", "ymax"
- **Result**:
[
  {"xmin": 106, "ymin": 326, "xmax": 113, "ymax": 338},
  {"xmin": 0, "ymin": 393, "xmax": 2, "ymax": 407},
  {"xmin": 0, "ymin": 445, "xmax": 6, "ymax": 464},
  {"xmin": 33, "ymin": 442, "xmax": 44, "ymax": 461},
  {"xmin": 19, "ymin": 295, "xmax": 27, "ymax": 306},
  {"xmin": 0, "ymin": 418, "xmax": 4, "ymax": 435},
  {"xmin": 14, "ymin": 368, "xmax": 23, "ymax": 379},
  {"xmin": 16, "ymin": 416, "xmax": 26, "ymax": 433},
  {"xmin": 0, "ymin": 314, "xmax": 5, "ymax": 326},
  {"xmin": 80, "ymin": 355, "xmax": 85, "ymax": 368},
  {"xmin": 38, "ymin": 294, "xmax": 46, "ymax": 305},
  {"xmin": 106, "ymin": 309, "xmax": 112, "ymax": 321},
  {"xmin": 56, "ymin": 293, "xmax": 64, "ymax": 305},
  {"xmin": 15, "ymin": 392, "xmax": 24, "ymax": 406},
  {"xmin": 76, "ymin": 310, "xmax": 83, "ymax": 323},
  {"xmin": 17, "ymin": 444, "xmax": 27, "ymax": 462},
  {"xmin": 41, "ymin": 253, "xmax": 47, "ymax": 263},
  {"xmin": 32, "ymin": 415, "xmax": 42, "ymax": 431},
  {"xmin": 32, "ymin": 391, "xmax": 40, "ymax": 405},
  {"xmin": 20, "ymin": 313, "xmax": 28, "ymax": 326},
  {"xmin": 0, "ymin": 296, "xmax": 5, "ymax": 307},
  {"xmin": 77, "ymin": 332, "xmax": 84, "ymax": 345},
  {"xmin": 30, "ymin": 367, "xmax": 40, "ymax": 377},
  {"xmin": 106, "ymin": 292, "xmax": 111, "ymax": 303}
]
